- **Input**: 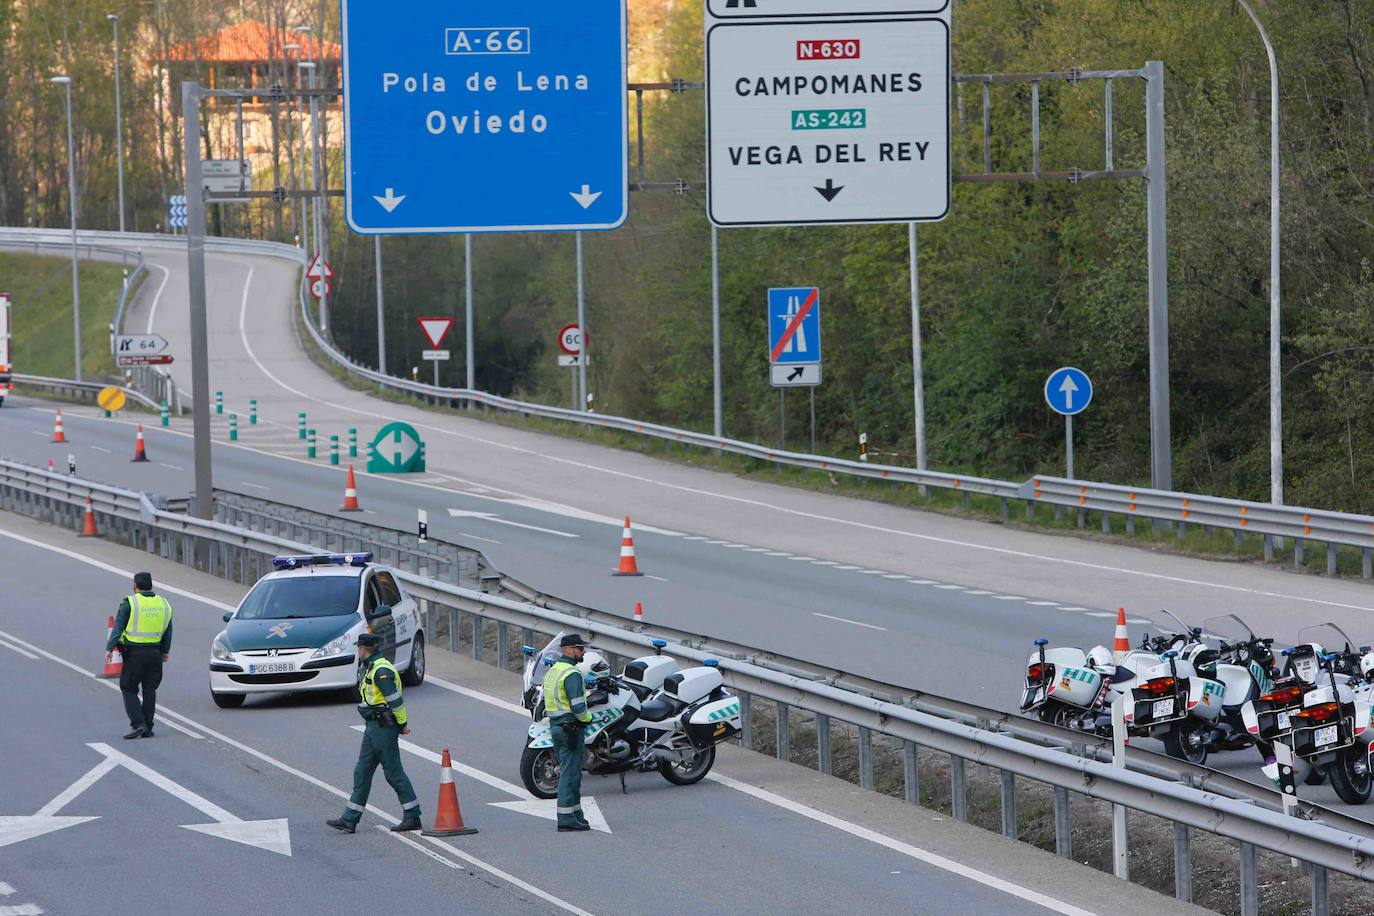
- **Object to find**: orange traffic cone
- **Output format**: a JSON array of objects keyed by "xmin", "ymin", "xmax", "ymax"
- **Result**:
[
  {"xmin": 131, "ymin": 424, "xmax": 150, "ymax": 462},
  {"xmin": 1113, "ymin": 608, "xmax": 1130, "ymax": 663},
  {"xmin": 51, "ymin": 409, "xmax": 66, "ymax": 443},
  {"xmin": 634, "ymin": 601, "xmax": 644, "ymax": 625},
  {"xmin": 78, "ymin": 495, "xmax": 99, "ymax": 538},
  {"xmin": 421, "ymin": 748, "xmax": 478, "ymax": 837},
  {"xmin": 341, "ymin": 464, "xmax": 361, "ymax": 512},
  {"xmin": 98, "ymin": 616, "xmax": 123, "ymax": 678},
  {"xmin": 613, "ymin": 516, "xmax": 644, "ymax": 577}
]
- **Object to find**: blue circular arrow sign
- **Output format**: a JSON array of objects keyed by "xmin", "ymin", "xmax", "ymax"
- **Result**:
[{"xmin": 1044, "ymin": 367, "xmax": 1093, "ymax": 416}]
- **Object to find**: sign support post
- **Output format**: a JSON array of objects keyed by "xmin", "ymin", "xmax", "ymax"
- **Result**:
[
  {"xmin": 465, "ymin": 235, "xmax": 475, "ymax": 392},
  {"xmin": 1066, "ymin": 414, "xmax": 1075, "ymax": 480},
  {"xmin": 374, "ymin": 236, "xmax": 386, "ymax": 374},
  {"xmin": 711, "ymin": 226, "xmax": 723, "ymax": 439},
  {"xmin": 576, "ymin": 233, "xmax": 588, "ymax": 411},
  {"xmin": 910, "ymin": 223, "xmax": 927, "ymax": 472},
  {"xmin": 182, "ymin": 81, "xmax": 213, "ymax": 519}
]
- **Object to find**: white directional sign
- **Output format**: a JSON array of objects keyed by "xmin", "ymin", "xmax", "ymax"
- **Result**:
[
  {"xmin": 771, "ymin": 363, "xmax": 821, "ymax": 387},
  {"xmin": 202, "ymin": 159, "xmax": 252, "ymax": 195},
  {"xmin": 708, "ymin": 0, "xmax": 948, "ymax": 18},
  {"xmin": 706, "ymin": 14, "xmax": 950, "ymax": 226},
  {"xmin": 422, "ymin": 349, "xmax": 451, "ymax": 361},
  {"xmin": 116, "ymin": 334, "xmax": 170, "ymax": 356},
  {"xmin": 558, "ymin": 354, "xmax": 590, "ymax": 367}
]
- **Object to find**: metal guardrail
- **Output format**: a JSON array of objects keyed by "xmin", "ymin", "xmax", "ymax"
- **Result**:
[
  {"xmin": 0, "ymin": 456, "xmax": 1369, "ymax": 906},
  {"xmin": 9, "ymin": 225, "xmax": 1374, "ymax": 580},
  {"xmin": 10, "ymin": 373, "xmax": 159, "ymax": 410}
]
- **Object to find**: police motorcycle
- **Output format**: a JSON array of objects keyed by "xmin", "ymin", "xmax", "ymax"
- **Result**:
[
  {"xmin": 518, "ymin": 634, "xmax": 743, "ymax": 799},
  {"xmin": 1168, "ymin": 615, "xmax": 1277, "ymax": 762},
  {"xmin": 1241, "ymin": 623, "xmax": 1352, "ymax": 769},
  {"xmin": 1020, "ymin": 609, "xmax": 1225, "ymax": 764},
  {"xmin": 1250, "ymin": 627, "xmax": 1374, "ymax": 803}
]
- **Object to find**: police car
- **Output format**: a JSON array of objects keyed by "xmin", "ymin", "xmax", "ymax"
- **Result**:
[{"xmin": 209, "ymin": 553, "xmax": 425, "ymax": 708}]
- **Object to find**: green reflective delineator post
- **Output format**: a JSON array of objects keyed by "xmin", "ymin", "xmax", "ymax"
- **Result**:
[
  {"xmin": 249, "ymin": 399, "xmax": 258, "ymax": 425},
  {"xmin": 159, "ymin": 401, "xmax": 169, "ymax": 427},
  {"xmin": 215, "ymin": 391, "xmax": 223, "ymax": 415},
  {"xmin": 348, "ymin": 428, "xmax": 358, "ymax": 458},
  {"xmin": 367, "ymin": 422, "xmax": 426, "ymax": 474},
  {"xmin": 229, "ymin": 413, "xmax": 238, "ymax": 442},
  {"xmin": 307, "ymin": 428, "xmax": 317, "ymax": 459},
  {"xmin": 330, "ymin": 435, "xmax": 339, "ymax": 466},
  {"xmin": 298, "ymin": 412, "xmax": 307, "ymax": 440}
]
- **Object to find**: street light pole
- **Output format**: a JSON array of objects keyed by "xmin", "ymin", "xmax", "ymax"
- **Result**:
[
  {"xmin": 284, "ymin": 43, "xmax": 301, "ymax": 245},
  {"xmin": 107, "ymin": 15, "xmax": 126, "ymax": 234},
  {"xmin": 300, "ymin": 59, "xmax": 326, "ymax": 331},
  {"xmin": 52, "ymin": 75, "xmax": 82, "ymax": 381},
  {"xmin": 1236, "ymin": 0, "xmax": 1283, "ymax": 506}
]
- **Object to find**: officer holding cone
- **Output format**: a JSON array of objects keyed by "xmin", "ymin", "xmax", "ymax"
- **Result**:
[
  {"xmin": 328, "ymin": 633, "xmax": 421, "ymax": 833},
  {"xmin": 105, "ymin": 572, "xmax": 172, "ymax": 739}
]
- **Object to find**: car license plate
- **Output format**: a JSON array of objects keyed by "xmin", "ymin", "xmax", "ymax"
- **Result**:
[
  {"xmin": 1315, "ymin": 724, "xmax": 1339, "ymax": 747},
  {"xmin": 1151, "ymin": 698, "xmax": 1174, "ymax": 719},
  {"xmin": 249, "ymin": 662, "xmax": 294, "ymax": 674},
  {"xmin": 1276, "ymin": 711, "xmax": 1291, "ymax": 730}
]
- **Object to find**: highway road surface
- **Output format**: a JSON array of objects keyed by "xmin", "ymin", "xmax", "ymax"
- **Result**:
[{"xmin": 0, "ymin": 512, "xmax": 1207, "ymax": 916}]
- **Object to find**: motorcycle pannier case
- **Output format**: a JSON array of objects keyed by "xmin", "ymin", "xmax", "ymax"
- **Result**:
[
  {"xmin": 1047, "ymin": 662, "xmax": 1101, "ymax": 707},
  {"xmin": 623, "ymin": 655, "xmax": 679, "ymax": 693},
  {"xmin": 683, "ymin": 697, "xmax": 741, "ymax": 749},
  {"xmin": 663, "ymin": 667, "xmax": 725, "ymax": 705}
]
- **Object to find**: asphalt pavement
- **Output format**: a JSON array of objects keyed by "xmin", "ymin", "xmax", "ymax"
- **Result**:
[{"xmin": 0, "ymin": 512, "xmax": 1209, "ymax": 916}]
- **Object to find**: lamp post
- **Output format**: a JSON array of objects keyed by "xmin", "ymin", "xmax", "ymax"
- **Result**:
[
  {"xmin": 106, "ymin": 14, "xmax": 126, "ymax": 234},
  {"xmin": 51, "ymin": 75, "xmax": 82, "ymax": 381},
  {"xmin": 299, "ymin": 59, "xmax": 326, "ymax": 331},
  {"xmin": 1236, "ymin": 0, "xmax": 1283, "ymax": 506},
  {"xmin": 284, "ymin": 42, "xmax": 302, "ymax": 246}
]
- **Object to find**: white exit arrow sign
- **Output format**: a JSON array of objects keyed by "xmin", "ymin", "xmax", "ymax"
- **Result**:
[{"xmin": 115, "ymin": 334, "xmax": 170, "ymax": 355}]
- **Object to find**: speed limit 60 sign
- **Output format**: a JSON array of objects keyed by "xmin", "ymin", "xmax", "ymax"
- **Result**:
[{"xmin": 557, "ymin": 323, "xmax": 583, "ymax": 356}]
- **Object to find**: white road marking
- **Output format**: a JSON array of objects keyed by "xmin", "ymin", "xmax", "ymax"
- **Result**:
[
  {"xmin": 933, "ymin": 584, "xmax": 965, "ymax": 590},
  {"xmin": 1128, "ymin": 618, "xmax": 1150, "ymax": 625},
  {"xmin": 427, "ymin": 675, "xmax": 528, "ymax": 716},
  {"xmin": 0, "ymin": 903, "xmax": 44, "ymax": 915},
  {"xmin": 34, "ymin": 758, "xmax": 119, "ymax": 817},
  {"xmin": 1026, "ymin": 601, "xmax": 1059, "ymax": 606},
  {"xmin": 908, "ymin": 579, "xmax": 938, "ymax": 585},
  {"xmin": 766, "ymin": 552, "xmax": 792, "ymax": 557},
  {"xmin": 644, "ymin": 574, "xmax": 669, "ymax": 582},
  {"xmin": 27, "ymin": 431, "xmax": 45, "ymax": 437},
  {"xmin": 1084, "ymin": 612, "xmax": 1116, "ymax": 618},
  {"xmin": 158, "ymin": 463, "xmax": 183, "ymax": 471},
  {"xmin": 90, "ymin": 446, "xmax": 112, "ymax": 454},
  {"xmin": 0, "ymin": 884, "xmax": 12, "ymax": 896},
  {"xmin": 1059, "ymin": 607, "xmax": 1089, "ymax": 612},
  {"xmin": 993, "ymin": 595, "xmax": 1026, "ymax": 601},
  {"xmin": 446, "ymin": 509, "xmax": 578, "ymax": 539},
  {"xmin": 0, "ymin": 641, "xmax": 37, "ymax": 660},
  {"xmin": 143, "ymin": 263, "xmax": 172, "ymax": 333},
  {"xmin": 789, "ymin": 556, "xmax": 818, "ymax": 562},
  {"xmin": 454, "ymin": 532, "xmax": 503, "ymax": 545},
  {"xmin": 742, "ymin": 547, "xmax": 770, "ymax": 553},
  {"xmin": 810, "ymin": 560, "xmax": 837, "ymax": 566},
  {"xmin": 706, "ymin": 773, "xmax": 1095, "ymax": 916},
  {"xmin": 239, "ymin": 482, "xmax": 271, "ymax": 491},
  {"xmin": 964, "ymin": 590, "xmax": 994, "ymax": 596},
  {"xmin": 812, "ymin": 613, "xmax": 888, "ymax": 632},
  {"xmin": 683, "ymin": 536, "xmax": 709, "ymax": 541},
  {"xmin": 705, "ymin": 540, "xmax": 730, "ymax": 546},
  {"xmin": 882, "ymin": 574, "xmax": 909, "ymax": 580}
]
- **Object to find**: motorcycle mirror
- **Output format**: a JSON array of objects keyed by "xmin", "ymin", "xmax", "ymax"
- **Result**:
[
  {"xmin": 652, "ymin": 639, "xmax": 668, "ymax": 654},
  {"xmin": 703, "ymin": 659, "xmax": 720, "ymax": 667},
  {"xmin": 1163, "ymin": 650, "xmax": 1178, "ymax": 659},
  {"xmin": 521, "ymin": 646, "xmax": 536, "ymax": 656}
]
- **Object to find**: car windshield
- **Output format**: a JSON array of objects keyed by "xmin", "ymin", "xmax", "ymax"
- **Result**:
[{"xmin": 236, "ymin": 575, "xmax": 361, "ymax": 620}]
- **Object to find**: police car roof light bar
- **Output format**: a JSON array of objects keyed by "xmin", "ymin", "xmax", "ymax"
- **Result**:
[{"xmin": 271, "ymin": 552, "xmax": 374, "ymax": 570}]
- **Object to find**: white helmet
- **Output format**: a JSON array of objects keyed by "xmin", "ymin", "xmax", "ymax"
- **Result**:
[
  {"xmin": 1087, "ymin": 646, "xmax": 1114, "ymax": 671},
  {"xmin": 577, "ymin": 651, "xmax": 610, "ymax": 680},
  {"xmin": 1360, "ymin": 652, "xmax": 1374, "ymax": 681}
]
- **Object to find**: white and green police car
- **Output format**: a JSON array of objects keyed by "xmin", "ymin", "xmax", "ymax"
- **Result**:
[{"xmin": 209, "ymin": 553, "xmax": 425, "ymax": 708}]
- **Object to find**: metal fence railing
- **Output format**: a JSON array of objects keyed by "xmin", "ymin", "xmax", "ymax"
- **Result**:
[
  {"xmin": 11, "ymin": 225, "xmax": 1374, "ymax": 581},
  {"xmin": 0, "ymin": 456, "xmax": 1370, "ymax": 911},
  {"xmin": 10, "ymin": 373, "xmax": 159, "ymax": 410}
]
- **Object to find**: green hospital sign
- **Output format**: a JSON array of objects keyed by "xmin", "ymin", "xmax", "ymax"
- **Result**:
[{"xmin": 367, "ymin": 422, "xmax": 426, "ymax": 474}]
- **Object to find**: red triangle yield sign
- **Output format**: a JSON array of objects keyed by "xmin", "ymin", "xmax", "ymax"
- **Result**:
[
  {"xmin": 417, "ymin": 317, "xmax": 455, "ymax": 348},
  {"xmin": 306, "ymin": 253, "xmax": 334, "ymax": 279}
]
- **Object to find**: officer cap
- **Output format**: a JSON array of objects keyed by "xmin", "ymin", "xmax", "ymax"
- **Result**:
[
  {"xmin": 560, "ymin": 633, "xmax": 590, "ymax": 648},
  {"xmin": 356, "ymin": 632, "xmax": 383, "ymax": 648}
]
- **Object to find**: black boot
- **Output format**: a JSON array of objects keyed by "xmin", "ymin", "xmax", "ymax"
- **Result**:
[
  {"xmin": 124, "ymin": 727, "xmax": 145, "ymax": 740},
  {"xmin": 389, "ymin": 813, "xmax": 422, "ymax": 832},
  {"xmin": 326, "ymin": 818, "xmax": 357, "ymax": 834}
]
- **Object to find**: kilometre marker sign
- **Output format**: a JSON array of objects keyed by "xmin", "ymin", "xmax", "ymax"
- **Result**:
[{"xmin": 706, "ymin": 10, "xmax": 950, "ymax": 226}]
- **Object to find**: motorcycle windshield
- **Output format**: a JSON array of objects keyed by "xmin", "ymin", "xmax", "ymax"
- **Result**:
[
  {"xmin": 1202, "ymin": 614, "xmax": 1254, "ymax": 646},
  {"xmin": 1137, "ymin": 608, "xmax": 1200, "ymax": 653},
  {"xmin": 523, "ymin": 632, "xmax": 568, "ymax": 692}
]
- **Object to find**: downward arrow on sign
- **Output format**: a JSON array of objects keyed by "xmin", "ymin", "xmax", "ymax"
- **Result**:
[
  {"xmin": 570, "ymin": 184, "xmax": 603, "ymax": 209},
  {"xmin": 814, "ymin": 179, "xmax": 844, "ymax": 202}
]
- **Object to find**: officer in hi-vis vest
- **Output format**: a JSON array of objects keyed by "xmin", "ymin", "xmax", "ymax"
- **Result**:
[
  {"xmin": 328, "ymin": 633, "xmax": 421, "ymax": 833},
  {"xmin": 105, "ymin": 572, "xmax": 172, "ymax": 739},
  {"xmin": 544, "ymin": 633, "xmax": 594, "ymax": 832}
]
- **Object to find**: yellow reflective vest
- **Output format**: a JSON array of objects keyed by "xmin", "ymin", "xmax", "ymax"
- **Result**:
[
  {"xmin": 543, "ymin": 661, "xmax": 591, "ymax": 723},
  {"xmin": 123, "ymin": 594, "xmax": 172, "ymax": 644},
  {"xmin": 360, "ymin": 656, "xmax": 407, "ymax": 726}
]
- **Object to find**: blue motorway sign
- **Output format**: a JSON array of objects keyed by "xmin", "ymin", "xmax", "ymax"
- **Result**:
[
  {"xmin": 768, "ymin": 287, "xmax": 822, "ymax": 365},
  {"xmin": 1044, "ymin": 366, "xmax": 1093, "ymax": 416},
  {"xmin": 341, "ymin": 1, "xmax": 629, "ymax": 235}
]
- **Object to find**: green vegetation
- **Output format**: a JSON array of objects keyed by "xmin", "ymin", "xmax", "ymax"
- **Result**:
[{"xmin": 0, "ymin": 252, "xmax": 134, "ymax": 381}]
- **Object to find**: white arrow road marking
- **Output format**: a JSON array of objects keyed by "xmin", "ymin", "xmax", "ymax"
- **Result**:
[
  {"xmin": 1058, "ymin": 374, "xmax": 1079, "ymax": 410},
  {"xmin": 0, "ymin": 904, "xmax": 44, "ymax": 915},
  {"xmin": 87, "ymin": 743, "xmax": 292, "ymax": 856},
  {"xmin": 356, "ymin": 727, "xmax": 611, "ymax": 833},
  {"xmin": 34, "ymin": 758, "xmax": 118, "ymax": 817},
  {"xmin": 373, "ymin": 187, "xmax": 406, "ymax": 212},
  {"xmin": 446, "ymin": 509, "xmax": 578, "ymax": 538},
  {"xmin": 0, "ymin": 816, "xmax": 99, "ymax": 850},
  {"xmin": 569, "ymin": 184, "xmax": 602, "ymax": 209},
  {"xmin": 0, "ymin": 884, "xmax": 13, "ymax": 895}
]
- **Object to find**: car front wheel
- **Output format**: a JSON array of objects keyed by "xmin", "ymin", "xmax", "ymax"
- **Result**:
[
  {"xmin": 401, "ymin": 633, "xmax": 425, "ymax": 687},
  {"xmin": 212, "ymin": 691, "xmax": 246, "ymax": 709}
]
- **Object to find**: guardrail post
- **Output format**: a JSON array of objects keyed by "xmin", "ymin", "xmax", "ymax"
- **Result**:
[
  {"xmin": 776, "ymin": 702, "xmax": 790, "ymax": 761},
  {"xmin": 1053, "ymin": 787, "xmax": 1072, "ymax": 858},
  {"xmin": 1311, "ymin": 863, "xmax": 1329, "ymax": 915},
  {"xmin": 1264, "ymin": 533, "xmax": 1274, "ymax": 561},
  {"xmin": 496, "ymin": 621, "xmax": 509, "ymax": 670},
  {"xmin": 903, "ymin": 741, "xmax": 919, "ymax": 804},
  {"xmin": 1327, "ymin": 543, "xmax": 1337, "ymax": 575},
  {"xmin": 1076, "ymin": 507, "xmax": 1085, "ymax": 528},
  {"xmin": 471, "ymin": 615, "xmax": 483, "ymax": 661},
  {"xmin": 1025, "ymin": 500, "xmax": 1033, "ymax": 520},
  {"xmin": 1126, "ymin": 514, "xmax": 1135, "ymax": 536},
  {"xmin": 1169, "ymin": 821, "xmax": 1192, "ymax": 900},
  {"xmin": 950, "ymin": 755, "xmax": 968, "ymax": 822},
  {"xmin": 739, "ymin": 694, "xmax": 752, "ymax": 750},
  {"xmin": 999, "ymin": 770, "xmax": 1016, "ymax": 838},
  {"xmin": 815, "ymin": 713, "xmax": 831, "ymax": 775},
  {"xmin": 1295, "ymin": 538, "xmax": 1305, "ymax": 568},
  {"xmin": 1239, "ymin": 842, "xmax": 1260, "ymax": 916},
  {"xmin": 1100, "ymin": 512, "xmax": 1110, "ymax": 533},
  {"xmin": 858, "ymin": 726, "xmax": 873, "ymax": 789},
  {"xmin": 447, "ymin": 607, "xmax": 459, "ymax": 652}
]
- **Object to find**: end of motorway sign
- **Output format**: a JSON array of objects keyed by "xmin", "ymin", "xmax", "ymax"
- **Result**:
[
  {"xmin": 706, "ymin": 5, "xmax": 950, "ymax": 227},
  {"xmin": 342, "ymin": 0, "xmax": 629, "ymax": 235}
]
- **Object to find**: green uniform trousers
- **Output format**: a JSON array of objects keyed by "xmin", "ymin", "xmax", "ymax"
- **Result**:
[
  {"xmin": 550, "ymin": 721, "xmax": 586, "ymax": 827},
  {"xmin": 343, "ymin": 719, "xmax": 420, "ymax": 824}
]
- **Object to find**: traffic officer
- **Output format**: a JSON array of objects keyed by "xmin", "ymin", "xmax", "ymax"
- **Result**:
[
  {"xmin": 105, "ymin": 572, "xmax": 172, "ymax": 739},
  {"xmin": 544, "ymin": 633, "xmax": 594, "ymax": 832},
  {"xmin": 327, "ymin": 633, "xmax": 422, "ymax": 833}
]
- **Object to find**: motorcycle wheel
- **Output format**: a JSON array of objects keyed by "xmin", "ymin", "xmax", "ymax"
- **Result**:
[
  {"xmin": 519, "ymin": 745, "xmax": 560, "ymax": 800},
  {"xmin": 1162, "ymin": 718, "xmax": 1209, "ymax": 766},
  {"xmin": 1038, "ymin": 700, "xmax": 1079, "ymax": 730},
  {"xmin": 1329, "ymin": 747, "xmax": 1373, "ymax": 805},
  {"xmin": 659, "ymin": 744, "xmax": 716, "ymax": 786}
]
